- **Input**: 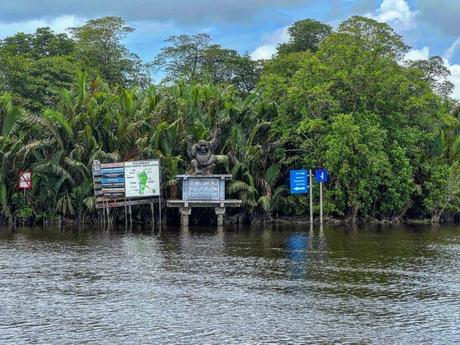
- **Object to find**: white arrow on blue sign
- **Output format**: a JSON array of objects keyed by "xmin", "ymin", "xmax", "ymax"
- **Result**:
[
  {"xmin": 290, "ymin": 169, "xmax": 309, "ymax": 194},
  {"xmin": 315, "ymin": 169, "xmax": 329, "ymax": 183}
]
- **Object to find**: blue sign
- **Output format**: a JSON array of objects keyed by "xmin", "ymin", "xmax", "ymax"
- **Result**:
[
  {"xmin": 101, "ymin": 168, "xmax": 124, "ymax": 177},
  {"xmin": 315, "ymin": 169, "xmax": 329, "ymax": 183},
  {"xmin": 290, "ymin": 170, "xmax": 309, "ymax": 194},
  {"xmin": 101, "ymin": 177, "xmax": 125, "ymax": 185}
]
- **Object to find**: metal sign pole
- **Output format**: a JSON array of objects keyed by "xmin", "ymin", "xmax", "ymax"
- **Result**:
[
  {"xmin": 309, "ymin": 169, "xmax": 313, "ymax": 224},
  {"xmin": 320, "ymin": 182, "xmax": 323, "ymax": 224},
  {"xmin": 315, "ymin": 168, "xmax": 328, "ymax": 225}
]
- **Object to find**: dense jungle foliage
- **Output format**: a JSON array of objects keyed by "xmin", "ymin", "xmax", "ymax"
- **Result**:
[{"xmin": 0, "ymin": 16, "xmax": 459, "ymax": 224}]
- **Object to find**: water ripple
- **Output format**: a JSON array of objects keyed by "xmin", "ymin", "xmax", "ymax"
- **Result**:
[{"xmin": 0, "ymin": 225, "xmax": 459, "ymax": 344}]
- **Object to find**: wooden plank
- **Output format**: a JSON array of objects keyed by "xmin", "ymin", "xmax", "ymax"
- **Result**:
[
  {"xmin": 96, "ymin": 198, "xmax": 160, "ymax": 209},
  {"xmin": 101, "ymin": 177, "xmax": 125, "ymax": 184},
  {"xmin": 176, "ymin": 174, "xmax": 233, "ymax": 179},
  {"xmin": 100, "ymin": 162, "xmax": 124, "ymax": 169},
  {"xmin": 167, "ymin": 199, "xmax": 242, "ymax": 208}
]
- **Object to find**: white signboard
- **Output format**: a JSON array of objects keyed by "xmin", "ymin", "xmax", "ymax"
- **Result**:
[{"xmin": 124, "ymin": 160, "xmax": 160, "ymax": 198}]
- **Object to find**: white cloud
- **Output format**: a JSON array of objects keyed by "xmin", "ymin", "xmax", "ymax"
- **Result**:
[
  {"xmin": 251, "ymin": 45, "xmax": 277, "ymax": 60},
  {"xmin": 0, "ymin": 15, "xmax": 85, "ymax": 38},
  {"xmin": 370, "ymin": 1, "xmax": 460, "ymax": 100},
  {"xmin": 445, "ymin": 37, "xmax": 460, "ymax": 61},
  {"xmin": 250, "ymin": 26, "xmax": 289, "ymax": 60},
  {"xmin": 443, "ymin": 59, "xmax": 460, "ymax": 100},
  {"xmin": 404, "ymin": 46, "xmax": 430, "ymax": 61},
  {"xmin": 367, "ymin": 0, "xmax": 416, "ymax": 31},
  {"xmin": 443, "ymin": 39, "xmax": 460, "ymax": 99}
]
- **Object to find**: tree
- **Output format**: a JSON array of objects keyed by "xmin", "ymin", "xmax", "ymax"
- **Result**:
[
  {"xmin": 31, "ymin": 27, "xmax": 74, "ymax": 58},
  {"xmin": 0, "ymin": 27, "xmax": 74, "ymax": 59},
  {"xmin": 0, "ymin": 53, "xmax": 29, "ymax": 97},
  {"xmin": 23, "ymin": 56, "xmax": 78, "ymax": 111},
  {"xmin": 154, "ymin": 34, "xmax": 261, "ymax": 93},
  {"xmin": 335, "ymin": 16, "xmax": 409, "ymax": 60},
  {"xmin": 259, "ymin": 16, "xmax": 442, "ymax": 221},
  {"xmin": 0, "ymin": 94, "xmax": 25, "ymax": 220},
  {"xmin": 423, "ymin": 162, "xmax": 460, "ymax": 223},
  {"xmin": 0, "ymin": 14, "xmax": 457, "ymax": 224},
  {"xmin": 155, "ymin": 34, "xmax": 211, "ymax": 83},
  {"xmin": 0, "ymin": 55, "xmax": 78, "ymax": 111},
  {"xmin": 407, "ymin": 56, "xmax": 454, "ymax": 98},
  {"xmin": 69, "ymin": 16, "xmax": 150, "ymax": 87},
  {"xmin": 277, "ymin": 19, "xmax": 332, "ymax": 54},
  {"xmin": 0, "ymin": 28, "xmax": 77, "ymax": 109}
]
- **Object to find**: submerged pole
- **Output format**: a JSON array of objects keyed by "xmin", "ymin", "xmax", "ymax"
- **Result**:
[
  {"xmin": 320, "ymin": 182, "xmax": 323, "ymax": 224},
  {"xmin": 151, "ymin": 202, "xmax": 155, "ymax": 224},
  {"xmin": 309, "ymin": 169, "xmax": 313, "ymax": 224},
  {"xmin": 129, "ymin": 204, "xmax": 132, "ymax": 225},
  {"xmin": 124, "ymin": 199, "xmax": 128, "ymax": 227}
]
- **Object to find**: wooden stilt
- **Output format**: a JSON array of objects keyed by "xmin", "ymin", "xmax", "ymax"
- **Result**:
[
  {"xmin": 151, "ymin": 202, "xmax": 155, "ymax": 224},
  {"xmin": 129, "ymin": 205, "xmax": 132, "ymax": 225},
  {"xmin": 124, "ymin": 198, "xmax": 128, "ymax": 228},
  {"xmin": 215, "ymin": 207, "xmax": 225, "ymax": 227},
  {"xmin": 179, "ymin": 207, "xmax": 191, "ymax": 226}
]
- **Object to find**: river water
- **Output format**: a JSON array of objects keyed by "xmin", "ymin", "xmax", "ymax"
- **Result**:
[{"xmin": 0, "ymin": 224, "xmax": 459, "ymax": 344}]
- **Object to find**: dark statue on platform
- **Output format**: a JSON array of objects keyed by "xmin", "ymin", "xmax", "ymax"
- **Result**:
[
  {"xmin": 167, "ymin": 128, "xmax": 241, "ymax": 226},
  {"xmin": 187, "ymin": 129, "xmax": 221, "ymax": 174}
]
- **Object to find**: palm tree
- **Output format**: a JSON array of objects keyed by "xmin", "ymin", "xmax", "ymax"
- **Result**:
[{"xmin": 0, "ymin": 94, "xmax": 25, "ymax": 221}]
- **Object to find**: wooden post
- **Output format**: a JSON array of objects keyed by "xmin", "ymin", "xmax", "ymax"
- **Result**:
[
  {"xmin": 129, "ymin": 204, "xmax": 132, "ymax": 225},
  {"xmin": 105, "ymin": 201, "xmax": 109, "ymax": 224},
  {"xmin": 215, "ymin": 207, "xmax": 225, "ymax": 227},
  {"xmin": 124, "ymin": 199, "xmax": 128, "ymax": 227},
  {"xmin": 159, "ymin": 194, "xmax": 162, "ymax": 225},
  {"xmin": 180, "ymin": 207, "xmax": 191, "ymax": 226},
  {"xmin": 150, "ymin": 202, "xmax": 155, "ymax": 224}
]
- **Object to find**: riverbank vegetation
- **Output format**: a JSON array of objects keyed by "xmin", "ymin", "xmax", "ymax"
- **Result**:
[{"xmin": 1, "ymin": 15, "xmax": 459, "ymax": 224}]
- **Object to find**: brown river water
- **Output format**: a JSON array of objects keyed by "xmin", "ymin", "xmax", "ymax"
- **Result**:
[{"xmin": 0, "ymin": 224, "xmax": 459, "ymax": 344}]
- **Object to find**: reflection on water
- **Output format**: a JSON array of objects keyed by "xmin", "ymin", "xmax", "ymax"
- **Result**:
[
  {"xmin": 287, "ymin": 232, "xmax": 308, "ymax": 278},
  {"xmin": 0, "ymin": 224, "xmax": 459, "ymax": 344}
]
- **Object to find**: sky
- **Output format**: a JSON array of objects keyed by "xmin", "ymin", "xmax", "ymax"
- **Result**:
[{"xmin": 0, "ymin": 0, "xmax": 460, "ymax": 97}]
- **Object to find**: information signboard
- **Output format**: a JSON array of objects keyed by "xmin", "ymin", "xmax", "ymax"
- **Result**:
[
  {"xmin": 290, "ymin": 169, "xmax": 309, "ymax": 194},
  {"xmin": 92, "ymin": 159, "xmax": 161, "ymax": 209},
  {"xmin": 125, "ymin": 160, "xmax": 160, "ymax": 198},
  {"xmin": 187, "ymin": 177, "xmax": 220, "ymax": 200}
]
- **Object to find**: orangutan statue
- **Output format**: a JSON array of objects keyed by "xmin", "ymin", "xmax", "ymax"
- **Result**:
[{"xmin": 186, "ymin": 129, "xmax": 221, "ymax": 174}]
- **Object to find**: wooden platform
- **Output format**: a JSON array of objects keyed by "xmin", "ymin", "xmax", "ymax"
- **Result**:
[
  {"xmin": 176, "ymin": 174, "xmax": 233, "ymax": 180},
  {"xmin": 96, "ymin": 198, "xmax": 159, "ymax": 209},
  {"xmin": 167, "ymin": 199, "xmax": 242, "ymax": 226},
  {"xmin": 167, "ymin": 199, "xmax": 242, "ymax": 208}
]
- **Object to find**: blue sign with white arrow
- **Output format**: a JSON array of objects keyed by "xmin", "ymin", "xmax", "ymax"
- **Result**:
[
  {"xmin": 315, "ymin": 169, "xmax": 329, "ymax": 183},
  {"xmin": 290, "ymin": 169, "xmax": 309, "ymax": 194}
]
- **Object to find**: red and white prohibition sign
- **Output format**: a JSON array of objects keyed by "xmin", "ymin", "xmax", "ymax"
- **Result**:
[{"xmin": 18, "ymin": 170, "xmax": 32, "ymax": 190}]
